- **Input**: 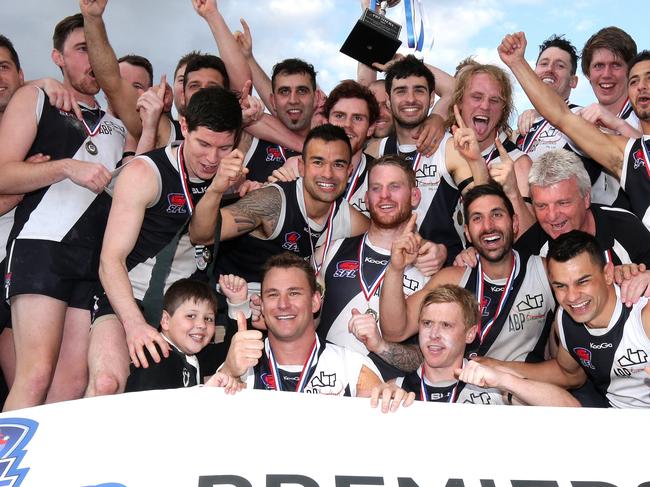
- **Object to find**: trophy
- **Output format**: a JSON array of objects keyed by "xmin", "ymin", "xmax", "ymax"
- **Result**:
[{"xmin": 340, "ymin": 0, "xmax": 402, "ymax": 68}]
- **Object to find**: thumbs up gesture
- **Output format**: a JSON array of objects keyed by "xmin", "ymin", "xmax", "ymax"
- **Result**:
[{"xmin": 221, "ymin": 311, "xmax": 264, "ymax": 377}]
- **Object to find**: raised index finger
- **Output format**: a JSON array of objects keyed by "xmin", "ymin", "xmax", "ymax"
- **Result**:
[
  {"xmin": 453, "ymin": 104, "xmax": 466, "ymax": 130},
  {"xmin": 156, "ymin": 74, "xmax": 167, "ymax": 98},
  {"xmin": 494, "ymin": 136, "xmax": 511, "ymax": 162},
  {"xmin": 403, "ymin": 212, "xmax": 418, "ymax": 235}
]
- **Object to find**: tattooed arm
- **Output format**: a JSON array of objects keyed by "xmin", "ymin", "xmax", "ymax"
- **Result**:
[
  {"xmin": 349, "ymin": 310, "xmax": 423, "ymax": 373},
  {"xmin": 220, "ymin": 185, "xmax": 283, "ymax": 240},
  {"xmin": 374, "ymin": 343, "xmax": 423, "ymax": 373}
]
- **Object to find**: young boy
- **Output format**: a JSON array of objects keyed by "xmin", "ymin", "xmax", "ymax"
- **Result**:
[{"xmin": 125, "ymin": 279, "xmax": 229, "ymax": 392}]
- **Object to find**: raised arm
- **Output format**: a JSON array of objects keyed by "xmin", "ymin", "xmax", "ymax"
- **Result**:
[
  {"xmin": 349, "ymin": 308, "xmax": 423, "ymax": 373},
  {"xmin": 233, "ymin": 18, "xmax": 274, "ymax": 111},
  {"xmin": 447, "ymin": 105, "xmax": 490, "ymax": 190},
  {"xmin": 80, "ymin": 0, "xmax": 142, "ymax": 138},
  {"xmin": 379, "ymin": 214, "xmax": 422, "ymax": 341},
  {"xmin": 245, "ymin": 113, "xmax": 304, "ymax": 152},
  {"xmin": 498, "ymin": 31, "xmax": 627, "ymax": 178},
  {"xmin": 192, "ymin": 0, "xmax": 252, "ymax": 92}
]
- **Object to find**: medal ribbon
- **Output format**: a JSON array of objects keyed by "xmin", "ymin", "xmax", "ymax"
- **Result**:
[
  {"xmin": 604, "ymin": 248, "xmax": 613, "ymax": 264},
  {"xmin": 344, "ymin": 154, "xmax": 366, "ymax": 202},
  {"xmin": 357, "ymin": 234, "xmax": 389, "ymax": 308},
  {"xmin": 521, "ymin": 119, "xmax": 549, "ymax": 154},
  {"xmin": 522, "ymin": 98, "xmax": 570, "ymax": 153},
  {"xmin": 404, "ymin": 0, "xmax": 425, "ymax": 51},
  {"xmin": 475, "ymin": 252, "xmax": 519, "ymax": 343},
  {"xmin": 419, "ymin": 365, "xmax": 459, "ymax": 403},
  {"xmin": 176, "ymin": 142, "xmax": 195, "ymax": 215},
  {"xmin": 80, "ymin": 104, "xmax": 103, "ymax": 137},
  {"xmin": 617, "ymin": 97, "xmax": 632, "ymax": 119},
  {"xmin": 265, "ymin": 337, "xmax": 319, "ymax": 392}
]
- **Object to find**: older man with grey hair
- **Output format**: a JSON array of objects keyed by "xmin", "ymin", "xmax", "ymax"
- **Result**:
[{"xmin": 514, "ymin": 148, "xmax": 650, "ymax": 266}]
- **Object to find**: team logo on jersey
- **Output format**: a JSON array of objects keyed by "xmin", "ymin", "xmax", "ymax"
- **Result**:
[
  {"xmin": 166, "ymin": 193, "xmax": 188, "ymax": 214},
  {"xmin": 260, "ymin": 372, "xmax": 276, "ymax": 390},
  {"xmin": 309, "ymin": 371, "xmax": 337, "ymax": 389},
  {"xmin": 282, "ymin": 231, "xmax": 301, "ymax": 252},
  {"xmin": 415, "ymin": 164, "xmax": 439, "ymax": 187},
  {"xmin": 0, "ymin": 418, "xmax": 38, "ymax": 486},
  {"xmin": 352, "ymin": 198, "xmax": 367, "ymax": 213},
  {"xmin": 516, "ymin": 294, "xmax": 544, "ymax": 312},
  {"xmin": 633, "ymin": 149, "xmax": 646, "ymax": 170},
  {"xmin": 403, "ymin": 275, "xmax": 420, "ymax": 293},
  {"xmin": 333, "ymin": 260, "xmax": 358, "ymax": 278},
  {"xmin": 4, "ymin": 272, "xmax": 11, "ymax": 290},
  {"xmin": 573, "ymin": 347, "xmax": 596, "ymax": 369},
  {"xmin": 463, "ymin": 391, "xmax": 492, "ymax": 404},
  {"xmin": 617, "ymin": 348, "xmax": 648, "ymax": 367},
  {"xmin": 266, "ymin": 147, "xmax": 283, "ymax": 162}
]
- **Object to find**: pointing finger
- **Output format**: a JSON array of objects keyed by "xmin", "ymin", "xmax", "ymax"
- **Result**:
[{"xmin": 453, "ymin": 104, "xmax": 466, "ymax": 130}]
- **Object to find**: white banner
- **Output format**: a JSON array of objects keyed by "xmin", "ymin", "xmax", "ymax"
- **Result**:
[{"xmin": 0, "ymin": 387, "xmax": 648, "ymax": 487}]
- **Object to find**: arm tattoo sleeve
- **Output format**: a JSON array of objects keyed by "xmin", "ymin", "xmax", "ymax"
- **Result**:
[
  {"xmin": 227, "ymin": 186, "xmax": 282, "ymax": 235},
  {"xmin": 376, "ymin": 342, "xmax": 423, "ymax": 373}
]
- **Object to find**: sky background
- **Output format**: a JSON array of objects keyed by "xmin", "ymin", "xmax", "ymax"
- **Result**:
[{"xmin": 4, "ymin": 0, "xmax": 649, "ymax": 120}]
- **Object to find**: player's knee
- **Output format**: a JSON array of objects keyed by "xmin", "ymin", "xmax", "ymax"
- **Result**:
[
  {"xmin": 15, "ymin": 362, "xmax": 55, "ymax": 395},
  {"xmin": 91, "ymin": 372, "xmax": 122, "ymax": 396}
]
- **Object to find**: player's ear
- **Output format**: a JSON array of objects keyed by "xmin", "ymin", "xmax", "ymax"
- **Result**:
[
  {"xmin": 179, "ymin": 116, "xmax": 189, "ymax": 139},
  {"xmin": 312, "ymin": 289, "xmax": 322, "ymax": 314},
  {"xmin": 465, "ymin": 324, "xmax": 478, "ymax": 344},
  {"xmin": 411, "ymin": 186, "xmax": 421, "ymax": 208},
  {"xmin": 51, "ymin": 49, "xmax": 64, "ymax": 69},
  {"xmin": 160, "ymin": 310, "xmax": 172, "ymax": 332},
  {"xmin": 603, "ymin": 261, "xmax": 614, "ymax": 286}
]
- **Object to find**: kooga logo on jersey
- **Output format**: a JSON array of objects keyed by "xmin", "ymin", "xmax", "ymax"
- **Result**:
[
  {"xmin": 197, "ymin": 476, "xmax": 650, "ymax": 487},
  {"xmin": 364, "ymin": 256, "xmax": 388, "ymax": 265},
  {"xmin": 590, "ymin": 342, "xmax": 613, "ymax": 349}
]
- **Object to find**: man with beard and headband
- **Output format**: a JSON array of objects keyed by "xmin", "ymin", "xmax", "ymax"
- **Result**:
[
  {"xmin": 0, "ymin": 13, "xmax": 124, "ymax": 411},
  {"xmin": 371, "ymin": 55, "xmax": 488, "ymax": 265},
  {"xmin": 316, "ymin": 155, "xmax": 429, "ymax": 379},
  {"xmin": 498, "ymin": 32, "xmax": 650, "ymax": 232},
  {"xmin": 380, "ymin": 183, "xmax": 555, "ymax": 367},
  {"xmin": 354, "ymin": 284, "xmax": 578, "ymax": 406},
  {"xmin": 479, "ymin": 230, "xmax": 650, "ymax": 408}
]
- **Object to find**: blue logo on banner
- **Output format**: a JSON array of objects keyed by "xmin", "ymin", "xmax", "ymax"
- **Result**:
[{"xmin": 0, "ymin": 417, "xmax": 38, "ymax": 487}]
